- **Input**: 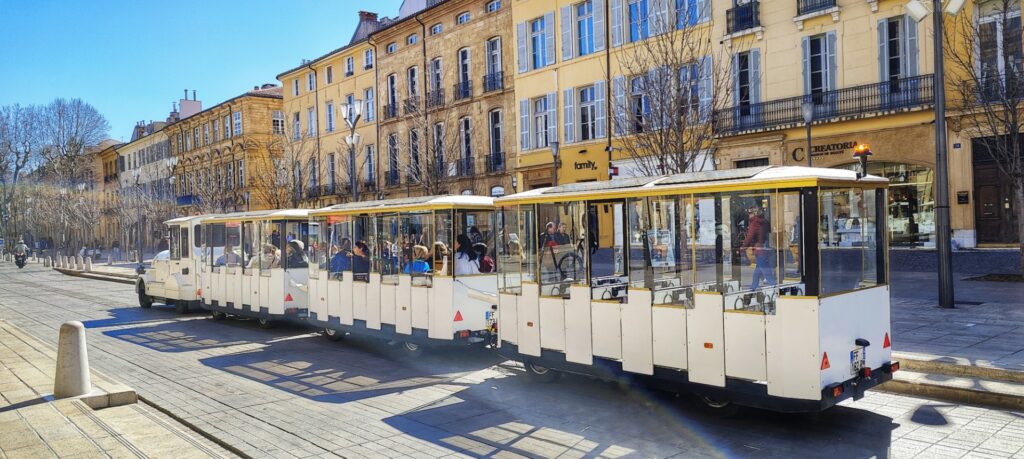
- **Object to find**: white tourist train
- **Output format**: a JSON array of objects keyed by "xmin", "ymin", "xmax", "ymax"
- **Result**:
[{"xmin": 137, "ymin": 214, "xmax": 218, "ymax": 313}]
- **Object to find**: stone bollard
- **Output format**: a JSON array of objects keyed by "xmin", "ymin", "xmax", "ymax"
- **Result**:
[
  {"xmin": 84, "ymin": 257, "xmax": 92, "ymax": 272},
  {"xmin": 54, "ymin": 321, "xmax": 92, "ymax": 398},
  {"xmin": 107, "ymin": 255, "xmax": 112, "ymax": 266},
  {"xmin": 76, "ymin": 256, "xmax": 83, "ymax": 271}
]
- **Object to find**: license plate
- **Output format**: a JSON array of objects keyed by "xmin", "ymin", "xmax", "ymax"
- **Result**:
[{"xmin": 850, "ymin": 347, "xmax": 865, "ymax": 375}]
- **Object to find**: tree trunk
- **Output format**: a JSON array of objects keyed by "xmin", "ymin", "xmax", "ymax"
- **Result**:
[{"xmin": 1016, "ymin": 183, "xmax": 1024, "ymax": 274}]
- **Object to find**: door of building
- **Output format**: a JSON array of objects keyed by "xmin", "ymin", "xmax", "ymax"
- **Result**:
[{"xmin": 973, "ymin": 155, "xmax": 1019, "ymax": 244}]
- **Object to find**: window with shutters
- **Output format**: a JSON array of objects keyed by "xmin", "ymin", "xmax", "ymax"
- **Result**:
[
  {"xmin": 530, "ymin": 17, "xmax": 547, "ymax": 70},
  {"xmin": 533, "ymin": 97, "xmax": 550, "ymax": 148},
  {"xmin": 486, "ymin": 37, "xmax": 502, "ymax": 77},
  {"xmin": 326, "ymin": 101, "xmax": 335, "ymax": 132},
  {"xmin": 345, "ymin": 57, "xmax": 354, "ymax": 75},
  {"xmin": 388, "ymin": 134, "xmax": 400, "ymax": 172},
  {"xmin": 630, "ymin": 76, "xmax": 650, "ymax": 132},
  {"xmin": 307, "ymin": 107, "xmax": 316, "ymax": 136},
  {"xmin": 458, "ymin": 48, "xmax": 471, "ymax": 84},
  {"xmin": 577, "ymin": 1, "xmax": 595, "ymax": 56},
  {"xmin": 682, "ymin": 63, "xmax": 701, "ymax": 120},
  {"xmin": 407, "ymin": 66, "xmax": 419, "ymax": 97},
  {"xmin": 433, "ymin": 123, "xmax": 445, "ymax": 171},
  {"xmin": 628, "ymin": 0, "xmax": 649, "ymax": 42},
  {"xmin": 736, "ymin": 52, "xmax": 752, "ymax": 115},
  {"xmin": 272, "ymin": 111, "xmax": 285, "ymax": 135},
  {"xmin": 364, "ymin": 49, "xmax": 374, "ymax": 68},
  {"xmin": 487, "ymin": 0, "xmax": 501, "ymax": 12},
  {"xmin": 364, "ymin": 145, "xmax": 375, "ymax": 184},
  {"xmin": 489, "ymin": 109, "xmax": 503, "ymax": 156},
  {"xmin": 979, "ymin": 10, "xmax": 1022, "ymax": 100},
  {"xmin": 308, "ymin": 158, "xmax": 318, "ymax": 191},
  {"xmin": 457, "ymin": 12, "xmax": 471, "ymax": 24},
  {"xmin": 327, "ymin": 154, "xmax": 336, "ymax": 191},
  {"xmin": 293, "ymin": 79, "xmax": 300, "ymax": 96},
  {"xmin": 308, "ymin": 73, "xmax": 316, "ymax": 91},
  {"xmin": 345, "ymin": 94, "xmax": 355, "ymax": 124},
  {"xmin": 459, "ymin": 117, "xmax": 472, "ymax": 165},
  {"xmin": 292, "ymin": 112, "xmax": 301, "ymax": 140},
  {"xmin": 430, "ymin": 58, "xmax": 443, "ymax": 91},
  {"xmin": 807, "ymin": 34, "xmax": 828, "ymax": 94},
  {"xmin": 386, "ymin": 42, "xmax": 397, "ymax": 54},
  {"xmin": 364, "ymin": 88, "xmax": 375, "ymax": 121},
  {"xmin": 233, "ymin": 111, "xmax": 242, "ymax": 136},
  {"xmin": 387, "ymin": 74, "xmax": 397, "ymax": 103},
  {"xmin": 431, "ymin": 23, "xmax": 443, "ymax": 35},
  {"xmin": 579, "ymin": 86, "xmax": 597, "ymax": 141},
  {"xmin": 675, "ymin": 0, "xmax": 708, "ymax": 28},
  {"xmin": 326, "ymin": 66, "xmax": 334, "ymax": 84},
  {"xmin": 410, "ymin": 130, "xmax": 421, "ymax": 177}
]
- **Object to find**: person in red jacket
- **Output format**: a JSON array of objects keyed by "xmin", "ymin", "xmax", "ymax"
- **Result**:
[{"xmin": 742, "ymin": 205, "xmax": 776, "ymax": 290}]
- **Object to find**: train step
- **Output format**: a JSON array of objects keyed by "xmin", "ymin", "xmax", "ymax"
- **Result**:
[{"xmin": 879, "ymin": 354, "xmax": 1024, "ymax": 411}]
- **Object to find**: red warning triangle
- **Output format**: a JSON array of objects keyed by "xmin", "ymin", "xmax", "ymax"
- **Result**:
[
  {"xmin": 821, "ymin": 352, "xmax": 831, "ymax": 370},
  {"xmin": 454, "ymin": 311, "xmax": 463, "ymax": 322},
  {"xmin": 883, "ymin": 333, "xmax": 891, "ymax": 349},
  {"xmin": 197, "ymin": 288, "xmax": 203, "ymax": 296},
  {"xmin": 285, "ymin": 293, "xmax": 294, "ymax": 302}
]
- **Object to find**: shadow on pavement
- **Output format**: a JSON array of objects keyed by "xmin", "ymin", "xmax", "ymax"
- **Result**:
[
  {"xmin": 81, "ymin": 306, "xmax": 207, "ymax": 329},
  {"xmin": 100, "ymin": 315, "xmax": 281, "ymax": 352}
]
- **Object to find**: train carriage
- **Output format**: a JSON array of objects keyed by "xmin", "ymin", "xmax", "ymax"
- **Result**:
[
  {"xmin": 198, "ymin": 209, "xmax": 312, "ymax": 327},
  {"xmin": 306, "ymin": 195, "xmax": 497, "ymax": 350},
  {"xmin": 137, "ymin": 214, "xmax": 218, "ymax": 313},
  {"xmin": 493, "ymin": 166, "xmax": 896, "ymax": 412}
]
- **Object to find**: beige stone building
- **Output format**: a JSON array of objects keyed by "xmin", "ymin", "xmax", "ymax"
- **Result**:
[
  {"xmin": 168, "ymin": 86, "xmax": 283, "ymax": 213},
  {"xmin": 373, "ymin": 0, "xmax": 516, "ymax": 198}
]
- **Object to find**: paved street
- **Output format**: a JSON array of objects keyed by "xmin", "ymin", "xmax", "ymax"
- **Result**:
[{"xmin": 1, "ymin": 264, "xmax": 1023, "ymax": 458}]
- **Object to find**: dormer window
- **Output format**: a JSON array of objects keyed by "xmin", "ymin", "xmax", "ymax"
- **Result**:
[
  {"xmin": 486, "ymin": 0, "xmax": 501, "ymax": 13},
  {"xmin": 430, "ymin": 23, "xmax": 443, "ymax": 35},
  {"xmin": 386, "ymin": 42, "xmax": 397, "ymax": 54},
  {"xmin": 407, "ymin": 34, "xmax": 418, "ymax": 45},
  {"xmin": 457, "ymin": 12, "xmax": 471, "ymax": 24}
]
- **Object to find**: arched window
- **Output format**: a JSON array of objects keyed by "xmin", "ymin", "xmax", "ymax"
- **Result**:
[
  {"xmin": 490, "ymin": 186, "xmax": 505, "ymax": 197},
  {"xmin": 456, "ymin": 12, "xmax": 471, "ymax": 24},
  {"xmin": 430, "ymin": 23, "xmax": 443, "ymax": 35}
]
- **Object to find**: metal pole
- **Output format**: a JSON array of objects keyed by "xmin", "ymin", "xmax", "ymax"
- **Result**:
[
  {"xmin": 933, "ymin": 0, "xmax": 955, "ymax": 308},
  {"xmin": 806, "ymin": 121, "xmax": 813, "ymax": 167},
  {"xmin": 349, "ymin": 125, "xmax": 358, "ymax": 202}
]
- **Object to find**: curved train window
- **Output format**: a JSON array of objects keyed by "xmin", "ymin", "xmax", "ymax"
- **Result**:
[
  {"xmin": 180, "ymin": 226, "xmax": 190, "ymax": 259},
  {"xmin": 497, "ymin": 206, "xmax": 522, "ymax": 294},
  {"xmin": 536, "ymin": 202, "xmax": 586, "ymax": 298},
  {"xmin": 589, "ymin": 200, "xmax": 627, "ymax": 301},
  {"xmin": 308, "ymin": 219, "xmax": 321, "ymax": 279},
  {"xmin": 378, "ymin": 214, "xmax": 401, "ymax": 284},
  {"xmin": 626, "ymin": 198, "xmax": 647, "ymax": 290},
  {"xmin": 169, "ymin": 225, "xmax": 180, "ymax": 260},
  {"xmin": 647, "ymin": 195, "xmax": 696, "ymax": 306},
  {"xmin": 259, "ymin": 222, "xmax": 282, "ymax": 276},
  {"xmin": 283, "ymin": 221, "xmax": 310, "ymax": 271},
  {"xmin": 328, "ymin": 216, "xmax": 352, "ymax": 279},
  {"xmin": 220, "ymin": 222, "xmax": 242, "ymax": 270},
  {"xmin": 241, "ymin": 222, "xmax": 256, "ymax": 275},
  {"xmin": 209, "ymin": 223, "xmax": 226, "ymax": 272},
  {"xmin": 435, "ymin": 210, "xmax": 454, "ymax": 276},
  {"xmin": 403, "ymin": 211, "xmax": 434, "ymax": 286},
  {"xmin": 819, "ymin": 187, "xmax": 881, "ymax": 295},
  {"xmin": 351, "ymin": 216, "xmax": 373, "ymax": 282},
  {"xmin": 458, "ymin": 208, "xmax": 495, "ymax": 276}
]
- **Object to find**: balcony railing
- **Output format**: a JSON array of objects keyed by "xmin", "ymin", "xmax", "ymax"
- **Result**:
[
  {"xmin": 383, "ymin": 104, "xmax": 398, "ymax": 120},
  {"xmin": 727, "ymin": 1, "xmax": 760, "ymax": 34},
  {"xmin": 978, "ymin": 72, "xmax": 1024, "ymax": 103},
  {"xmin": 456, "ymin": 156, "xmax": 475, "ymax": 176},
  {"xmin": 385, "ymin": 170, "xmax": 400, "ymax": 187},
  {"xmin": 426, "ymin": 89, "xmax": 445, "ymax": 109},
  {"xmin": 486, "ymin": 152, "xmax": 505, "ymax": 173},
  {"xmin": 713, "ymin": 74, "xmax": 934, "ymax": 135},
  {"xmin": 483, "ymin": 71, "xmax": 505, "ymax": 93},
  {"xmin": 797, "ymin": 0, "xmax": 836, "ymax": 16},
  {"xmin": 454, "ymin": 81, "xmax": 473, "ymax": 101},
  {"xmin": 403, "ymin": 96, "xmax": 420, "ymax": 115}
]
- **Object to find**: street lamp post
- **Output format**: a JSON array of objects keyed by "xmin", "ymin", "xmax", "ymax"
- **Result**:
[
  {"xmin": 133, "ymin": 172, "xmax": 143, "ymax": 272},
  {"xmin": 550, "ymin": 141, "xmax": 561, "ymax": 187},
  {"xmin": 340, "ymin": 100, "xmax": 363, "ymax": 202},
  {"xmin": 801, "ymin": 100, "xmax": 815, "ymax": 167}
]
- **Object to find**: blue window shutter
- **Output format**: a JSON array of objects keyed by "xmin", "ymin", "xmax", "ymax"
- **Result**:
[
  {"xmin": 563, "ymin": 88, "xmax": 576, "ymax": 143},
  {"xmin": 517, "ymin": 22, "xmax": 528, "ymax": 74},
  {"xmin": 610, "ymin": 0, "xmax": 624, "ymax": 47},
  {"xmin": 802, "ymin": 36, "xmax": 811, "ymax": 95},
  {"xmin": 594, "ymin": 0, "xmax": 607, "ymax": 51},
  {"xmin": 595, "ymin": 79, "xmax": 607, "ymax": 138},
  {"xmin": 826, "ymin": 31, "xmax": 838, "ymax": 91},
  {"xmin": 544, "ymin": 12, "xmax": 556, "ymax": 67},
  {"xmin": 546, "ymin": 93, "xmax": 558, "ymax": 143},
  {"xmin": 612, "ymin": 76, "xmax": 625, "ymax": 135},
  {"xmin": 751, "ymin": 49, "xmax": 761, "ymax": 105},
  {"xmin": 698, "ymin": 56, "xmax": 712, "ymax": 122},
  {"xmin": 561, "ymin": 6, "xmax": 574, "ymax": 62},
  {"xmin": 878, "ymin": 19, "xmax": 888, "ymax": 83},
  {"xmin": 731, "ymin": 53, "xmax": 740, "ymax": 106},
  {"xmin": 699, "ymin": 0, "xmax": 710, "ymax": 22},
  {"xmin": 519, "ymin": 99, "xmax": 531, "ymax": 150},
  {"xmin": 904, "ymin": 15, "xmax": 919, "ymax": 77}
]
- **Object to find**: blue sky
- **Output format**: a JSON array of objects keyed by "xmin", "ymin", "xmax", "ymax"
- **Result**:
[{"xmin": 0, "ymin": 0, "xmax": 404, "ymax": 142}]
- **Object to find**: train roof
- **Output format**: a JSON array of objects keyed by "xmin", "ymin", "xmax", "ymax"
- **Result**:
[
  {"xmin": 163, "ymin": 214, "xmax": 220, "ymax": 225},
  {"xmin": 202, "ymin": 208, "xmax": 311, "ymax": 224},
  {"xmin": 496, "ymin": 166, "xmax": 888, "ymax": 204},
  {"xmin": 311, "ymin": 194, "xmax": 494, "ymax": 216}
]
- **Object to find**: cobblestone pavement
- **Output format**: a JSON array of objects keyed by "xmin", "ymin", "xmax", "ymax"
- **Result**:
[{"xmin": 1, "ymin": 265, "xmax": 1023, "ymax": 458}]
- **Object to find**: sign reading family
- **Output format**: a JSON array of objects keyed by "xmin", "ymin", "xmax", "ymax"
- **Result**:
[{"xmin": 791, "ymin": 140, "xmax": 859, "ymax": 163}]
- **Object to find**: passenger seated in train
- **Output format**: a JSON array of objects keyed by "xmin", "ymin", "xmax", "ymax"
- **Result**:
[
  {"xmin": 432, "ymin": 241, "xmax": 449, "ymax": 271},
  {"xmin": 283, "ymin": 240, "xmax": 308, "ymax": 269},
  {"xmin": 473, "ymin": 242, "xmax": 494, "ymax": 273},
  {"xmin": 330, "ymin": 238, "xmax": 352, "ymax": 275},
  {"xmin": 454, "ymin": 234, "xmax": 480, "ymax": 275},
  {"xmin": 216, "ymin": 244, "xmax": 242, "ymax": 267},
  {"xmin": 403, "ymin": 245, "xmax": 431, "ymax": 273},
  {"xmin": 351, "ymin": 241, "xmax": 370, "ymax": 275},
  {"xmin": 247, "ymin": 243, "xmax": 280, "ymax": 269}
]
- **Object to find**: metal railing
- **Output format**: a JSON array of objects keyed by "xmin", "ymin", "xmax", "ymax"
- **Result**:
[
  {"xmin": 713, "ymin": 74, "xmax": 934, "ymax": 135},
  {"xmin": 426, "ymin": 89, "xmax": 445, "ymax": 109},
  {"xmin": 486, "ymin": 152, "xmax": 505, "ymax": 173},
  {"xmin": 382, "ymin": 104, "xmax": 398, "ymax": 120},
  {"xmin": 385, "ymin": 170, "xmax": 400, "ymax": 187},
  {"xmin": 727, "ymin": 1, "xmax": 760, "ymax": 33},
  {"xmin": 457, "ymin": 156, "xmax": 475, "ymax": 176},
  {"xmin": 403, "ymin": 96, "xmax": 420, "ymax": 115},
  {"xmin": 454, "ymin": 81, "xmax": 473, "ymax": 101},
  {"xmin": 797, "ymin": 0, "xmax": 836, "ymax": 15},
  {"xmin": 483, "ymin": 72, "xmax": 505, "ymax": 93}
]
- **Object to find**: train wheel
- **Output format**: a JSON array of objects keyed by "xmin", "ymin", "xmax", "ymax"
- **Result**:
[
  {"xmin": 524, "ymin": 362, "xmax": 558, "ymax": 383},
  {"xmin": 324, "ymin": 328, "xmax": 343, "ymax": 342},
  {"xmin": 257, "ymin": 318, "xmax": 273, "ymax": 329},
  {"xmin": 211, "ymin": 311, "xmax": 227, "ymax": 320},
  {"xmin": 174, "ymin": 300, "xmax": 189, "ymax": 314},
  {"xmin": 138, "ymin": 286, "xmax": 153, "ymax": 309},
  {"xmin": 698, "ymin": 396, "xmax": 741, "ymax": 417}
]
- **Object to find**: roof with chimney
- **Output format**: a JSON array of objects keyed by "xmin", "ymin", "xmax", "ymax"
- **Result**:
[{"xmin": 276, "ymin": 10, "xmax": 386, "ymax": 80}]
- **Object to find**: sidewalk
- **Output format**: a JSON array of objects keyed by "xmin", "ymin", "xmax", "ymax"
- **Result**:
[{"xmin": 0, "ymin": 319, "xmax": 233, "ymax": 458}]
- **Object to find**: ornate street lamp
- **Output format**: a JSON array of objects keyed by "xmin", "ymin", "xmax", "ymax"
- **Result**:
[
  {"xmin": 801, "ymin": 100, "xmax": 815, "ymax": 167},
  {"xmin": 340, "ymin": 100, "xmax": 363, "ymax": 201},
  {"xmin": 550, "ymin": 140, "xmax": 561, "ymax": 187}
]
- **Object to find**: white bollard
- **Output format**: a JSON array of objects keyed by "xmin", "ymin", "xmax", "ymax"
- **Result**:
[
  {"xmin": 54, "ymin": 321, "xmax": 92, "ymax": 398},
  {"xmin": 44, "ymin": 257, "xmax": 51, "ymax": 268},
  {"xmin": 76, "ymin": 256, "xmax": 83, "ymax": 271},
  {"xmin": 84, "ymin": 257, "xmax": 92, "ymax": 272},
  {"xmin": 107, "ymin": 255, "xmax": 112, "ymax": 266}
]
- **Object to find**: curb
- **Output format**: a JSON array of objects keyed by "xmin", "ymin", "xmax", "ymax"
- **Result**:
[
  {"xmin": 893, "ymin": 352, "xmax": 1024, "ymax": 384},
  {"xmin": 879, "ymin": 377, "xmax": 1024, "ymax": 412},
  {"xmin": 54, "ymin": 268, "xmax": 136, "ymax": 285}
]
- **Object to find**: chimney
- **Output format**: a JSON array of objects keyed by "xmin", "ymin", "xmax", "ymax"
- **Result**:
[
  {"xmin": 192, "ymin": 90, "xmax": 196, "ymax": 100},
  {"xmin": 184, "ymin": 89, "xmax": 188, "ymax": 100},
  {"xmin": 254, "ymin": 86, "xmax": 259, "ymax": 91},
  {"xmin": 359, "ymin": 11, "xmax": 378, "ymax": 21}
]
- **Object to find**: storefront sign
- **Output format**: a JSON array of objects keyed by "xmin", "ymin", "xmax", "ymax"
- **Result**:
[
  {"xmin": 574, "ymin": 160, "xmax": 597, "ymax": 170},
  {"xmin": 791, "ymin": 140, "xmax": 859, "ymax": 163}
]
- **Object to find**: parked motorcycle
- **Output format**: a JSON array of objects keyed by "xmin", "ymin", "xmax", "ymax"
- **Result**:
[{"xmin": 15, "ymin": 254, "xmax": 26, "ymax": 269}]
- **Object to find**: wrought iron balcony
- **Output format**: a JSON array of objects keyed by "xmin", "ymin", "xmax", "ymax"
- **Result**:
[
  {"xmin": 713, "ymin": 74, "xmax": 934, "ymax": 135},
  {"xmin": 454, "ymin": 81, "xmax": 473, "ymax": 101},
  {"xmin": 403, "ymin": 96, "xmax": 420, "ymax": 115},
  {"xmin": 486, "ymin": 152, "xmax": 505, "ymax": 173},
  {"xmin": 727, "ymin": 1, "xmax": 760, "ymax": 34},
  {"xmin": 456, "ymin": 156, "xmax": 475, "ymax": 176},
  {"xmin": 483, "ymin": 72, "xmax": 504, "ymax": 93},
  {"xmin": 385, "ymin": 170, "xmax": 400, "ymax": 187},
  {"xmin": 797, "ymin": 0, "xmax": 836, "ymax": 16},
  {"xmin": 363, "ymin": 179, "xmax": 377, "ymax": 190},
  {"xmin": 426, "ymin": 89, "xmax": 445, "ymax": 109},
  {"xmin": 382, "ymin": 104, "xmax": 398, "ymax": 120}
]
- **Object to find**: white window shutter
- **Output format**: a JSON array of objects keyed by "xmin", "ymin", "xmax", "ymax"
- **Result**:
[
  {"xmin": 595, "ymin": 79, "xmax": 607, "ymax": 138},
  {"xmin": 544, "ymin": 12, "xmax": 556, "ymax": 67},
  {"xmin": 561, "ymin": 6, "xmax": 573, "ymax": 62},
  {"xmin": 699, "ymin": 0, "xmax": 711, "ymax": 22},
  {"xmin": 517, "ymin": 22, "xmax": 528, "ymax": 74},
  {"xmin": 826, "ymin": 31, "xmax": 838, "ymax": 92},
  {"xmin": 878, "ymin": 19, "xmax": 889, "ymax": 83},
  {"xmin": 802, "ymin": 36, "xmax": 811, "ymax": 95},
  {"xmin": 563, "ymin": 88, "xmax": 576, "ymax": 143},
  {"xmin": 698, "ymin": 56, "xmax": 713, "ymax": 123},
  {"xmin": 649, "ymin": 0, "xmax": 669, "ymax": 36},
  {"xmin": 519, "ymin": 99, "xmax": 531, "ymax": 150},
  {"xmin": 904, "ymin": 15, "xmax": 919, "ymax": 77},
  {"xmin": 546, "ymin": 92, "xmax": 558, "ymax": 143},
  {"xmin": 594, "ymin": 0, "xmax": 607, "ymax": 51},
  {"xmin": 732, "ymin": 53, "xmax": 740, "ymax": 106},
  {"xmin": 610, "ymin": 0, "xmax": 624, "ymax": 47},
  {"xmin": 612, "ymin": 76, "xmax": 626, "ymax": 136},
  {"xmin": 751, "ymin": 49, "xmax": 761, "ymax": 105}
]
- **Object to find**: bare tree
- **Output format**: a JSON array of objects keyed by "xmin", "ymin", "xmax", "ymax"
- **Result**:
[
  {"xmin": 0, "ymin": 104, "xmax": 44, "ymax": 239},
  {"xmin": 398, "ymin": 94, "xmax": 476, "ymax": 196},
  {"xmin": 252, "ymin": 124, "xmax": 316, "ymax": 209},
  {"xmin": 611, "ymin": 8, "xmax": 731, "ymax": 176},
  {"xmin": 945, "ymin": 0, "xmax": 1024, "ymax": 269}
]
